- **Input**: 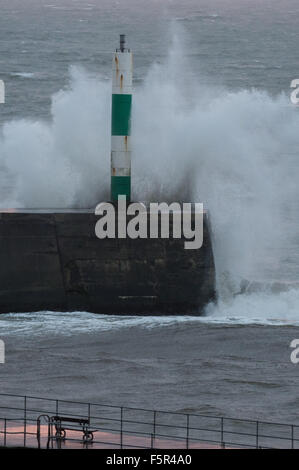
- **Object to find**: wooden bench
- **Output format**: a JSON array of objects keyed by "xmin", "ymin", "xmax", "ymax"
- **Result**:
[{"xmin": 51, "ymin": 415, "xmax": 94, "ymax": 442}]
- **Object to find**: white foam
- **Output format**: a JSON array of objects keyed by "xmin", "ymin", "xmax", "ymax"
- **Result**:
[
  {"xmin": 2, "ymin": 289, "xmax": 299, "ymax": 339},
  {"xmin": 204, "ymin": 288, "xmax": 299, "ymax": 325},
  {"xmin": 10, "ymin": 72, "xmax": 36, "ymax": 79},
  {"xmin": 0, "ymin": 311, "xmax": 199, "ymax": 337}
]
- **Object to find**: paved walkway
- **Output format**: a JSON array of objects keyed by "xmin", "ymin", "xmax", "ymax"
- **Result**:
[{"xmin": 0, "ymin": 422, "xmax": 227, "ymax": 449}]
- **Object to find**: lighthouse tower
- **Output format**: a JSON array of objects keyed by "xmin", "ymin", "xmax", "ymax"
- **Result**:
[{"xmin": 111, "ymin": 35, "xmax": 133, "ymax": 202}]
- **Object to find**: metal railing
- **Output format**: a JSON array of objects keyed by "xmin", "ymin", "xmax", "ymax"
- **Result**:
[{"xmin": 0, "ymin": 393, "xmax": 298, "ymax": 449}]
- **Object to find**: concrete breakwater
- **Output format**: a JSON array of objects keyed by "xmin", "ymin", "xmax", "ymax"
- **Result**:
[{"xmin": 0, "ymin": 211, "xmax": 216, "ymax": 314}]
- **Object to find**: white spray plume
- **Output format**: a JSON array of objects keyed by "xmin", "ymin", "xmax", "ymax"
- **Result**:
[{"xmin": 0, "ymin": 66, "xmax": 110, "ymax": 209}]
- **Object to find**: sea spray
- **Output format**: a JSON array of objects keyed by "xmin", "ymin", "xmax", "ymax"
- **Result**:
[{"xmin": 0, "ymin": 67, "xmax": 110, "ymax": 208}]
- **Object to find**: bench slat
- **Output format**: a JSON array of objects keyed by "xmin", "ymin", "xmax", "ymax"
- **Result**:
[{"xmin": 52, "ymin": 415, "xmax": 90, "ymax": 425}]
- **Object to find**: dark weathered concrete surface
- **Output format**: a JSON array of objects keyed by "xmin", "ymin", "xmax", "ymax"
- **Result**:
[{"xmin": 0, "ymin": 212, "xmax": 215, "ymax": 314}]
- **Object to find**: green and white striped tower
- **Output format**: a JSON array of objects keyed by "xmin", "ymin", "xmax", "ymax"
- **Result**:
[{"xmin": 111, "ymin": 34, "xmax": 133, "ymax": 202}]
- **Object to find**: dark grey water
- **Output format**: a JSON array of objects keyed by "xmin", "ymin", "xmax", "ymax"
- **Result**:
[
  {"xmin": 1, "ymin": 0, "xmax": 299, "ymax": 425},
  {"xmin": 1, "ymin": 313, "xmax": 299, "ymax": 424}
]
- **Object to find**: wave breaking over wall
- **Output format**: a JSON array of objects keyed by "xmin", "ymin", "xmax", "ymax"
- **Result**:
[{"xmin": 1, "ymin": 32, "xmax": 299, "ymax": 321}]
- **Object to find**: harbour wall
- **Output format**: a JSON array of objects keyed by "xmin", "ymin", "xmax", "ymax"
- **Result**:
[{"xmin": 0, "ymin": 211, "xmax": 216, "ymax": 314}]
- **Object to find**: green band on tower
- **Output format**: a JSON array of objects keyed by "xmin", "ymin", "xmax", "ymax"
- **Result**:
[
  {"xmin": 111, "ymin": 94, "xmax": 132, "ymax": 136},
  {"xmin": 111, "ymin": 176, "xmax": 131, "ymax": 201}
]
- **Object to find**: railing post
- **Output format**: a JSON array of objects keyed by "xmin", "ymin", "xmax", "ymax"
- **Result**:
[
  {"xmin": 24, "ymin": 396, "xmax": 27, "ymax": 447},
  {"xmin": 221, "ymin": 417, "xmax": 224, "ymax": 448},
  {"xmin": 37, "ymin": 418, "xmax": 41, "ymax": 449},
  {"xmin": 120, "ymin": 407, "xmax": 123, "ymax": 449},
  {"xmin": 56, "ymin": 399, "xmax": 59, "ymax": 415},
  {"xmin": 186, "ymin": 414, "xmax": 189, "ymax": 449},
  {"xmin": 151, "ymin": 433, "xmax": 154, "ymax": 449},
  {"xmin": 256, "ymin": 421, "xmax": 259, "ymax": 449},
  {"xmin": 88, "ymin": 403, "xmax": 91, "ymax": 422},
  {"xmin": 292, "ymin": 425, "xmax": 294, "ymax": 449},
  {"xmin": 153, "ymin": 411, "xmax": 156, "ymax": 448},
  {"xmin": 4, "ymin": 418, "xmax": 7, "ymax": 447},
  {"xmin": 47, "ymin": 416, "xmax": 51, "ymax": 450}
]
